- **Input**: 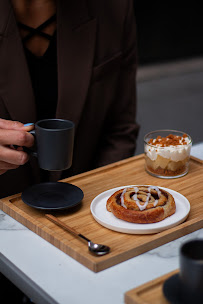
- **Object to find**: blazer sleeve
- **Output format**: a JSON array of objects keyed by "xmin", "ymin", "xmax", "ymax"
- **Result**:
[{"xmin": 94, "ymin": 0, "xmax": 139, "ymax": 168}]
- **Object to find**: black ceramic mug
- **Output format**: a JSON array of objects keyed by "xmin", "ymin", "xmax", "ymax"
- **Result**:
[
  {"xmin": 27, "ymin": 119, "xmax": 74, "ymax": 171},
  {"xmin": 179, "ymin": 239, "xmax": 203, "ymax": 304}
]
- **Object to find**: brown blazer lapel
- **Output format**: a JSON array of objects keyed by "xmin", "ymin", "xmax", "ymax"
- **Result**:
[
  {"xmin": 0, "ymin": 0, "xmax": 36, "ymax": 123},
  {"xmin": 56, "ymin": 0, "xmax": 96, "ymax": 127}
]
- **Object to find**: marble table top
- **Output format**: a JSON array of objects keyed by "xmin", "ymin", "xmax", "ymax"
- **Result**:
[{"xmin": 0, "ymin": 143, "xmax": 203, "ymax": 304}]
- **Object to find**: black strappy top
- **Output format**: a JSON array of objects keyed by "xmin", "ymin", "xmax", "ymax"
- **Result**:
[{"xmin": 18, "ymin": 15, "xmax": 58, "ymax": 120}]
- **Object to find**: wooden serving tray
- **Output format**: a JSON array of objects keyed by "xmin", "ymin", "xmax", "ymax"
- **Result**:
[
  {"xmin": 125, "ymin": 269, "xmax": 179, "ymax": 304},
  {"xmin": 0, "ymin": 155, "xmax": 203, "ymax": 272}
]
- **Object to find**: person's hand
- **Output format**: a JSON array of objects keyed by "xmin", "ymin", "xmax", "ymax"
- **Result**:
[{"xmin": 0, "ymin": 119, "xmax": 34, "ymax": 175}]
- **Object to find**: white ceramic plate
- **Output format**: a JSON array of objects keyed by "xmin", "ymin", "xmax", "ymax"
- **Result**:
[{"xmin": 90, "ymin": 185, "xmax": 190, "ymax": 234}]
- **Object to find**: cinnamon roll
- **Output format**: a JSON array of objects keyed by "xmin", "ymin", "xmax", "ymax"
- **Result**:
[{"xmin": 106, "ymin": 186, "xmax": 176, "ymax": 224}]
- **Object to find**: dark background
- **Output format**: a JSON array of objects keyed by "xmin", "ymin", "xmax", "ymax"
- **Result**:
[
  {"xmin": 133, "ymin": 1, "xmax": 203, "ymax": 155},
  {"xmin": 134, "ymin": 1, "xmax": 203, "ymax": 65}
]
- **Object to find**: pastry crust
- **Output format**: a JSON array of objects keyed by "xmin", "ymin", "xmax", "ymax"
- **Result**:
[{"xmin": 106, "ymin": 185, "xmax": 176, "ymax": 224}]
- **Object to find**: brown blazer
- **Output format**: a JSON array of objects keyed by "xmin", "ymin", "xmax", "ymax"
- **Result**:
[{"xmin": 0, "ymin": 0, "xmax": 139, "ymax": 198}]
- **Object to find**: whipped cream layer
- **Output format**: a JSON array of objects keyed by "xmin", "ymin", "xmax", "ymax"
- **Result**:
[{"xmin": 145, "ymin": 136, "xmax": 191, "ymax": 162}]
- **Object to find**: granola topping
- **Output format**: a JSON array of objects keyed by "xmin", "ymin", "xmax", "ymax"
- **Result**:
[{"xmin": 148, "ymin": 134, "xmax": 190, "ymax": 147}]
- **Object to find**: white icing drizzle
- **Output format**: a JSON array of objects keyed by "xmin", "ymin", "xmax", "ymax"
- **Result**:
[
  {"xmin": 121, "ymin": 186, "xmax": 162, "ymax": 211},
  {"xmin": 148, "ymin": 186, "xmax": 162, "ymax": 207},
  {"xmin": 121, "ymin": 188, "xmax": 127, "ymax": 209}
]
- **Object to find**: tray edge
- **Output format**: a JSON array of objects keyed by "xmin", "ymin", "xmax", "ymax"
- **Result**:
[{"xmin": 124, "ymin": 269, "xmax": 179, "ymax": 304}]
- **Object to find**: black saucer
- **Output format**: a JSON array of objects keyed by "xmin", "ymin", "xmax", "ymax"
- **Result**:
[
  {"xmin": 163, "ymin": 273, "xmax": 203, "ymax": 304},
  {"xmin": 21, "ymin": 182, "xmax": 84, "ymax": 210},
  {"xmin": 163, "ymin": 273, "xmax": 182, "ymax": 304}
]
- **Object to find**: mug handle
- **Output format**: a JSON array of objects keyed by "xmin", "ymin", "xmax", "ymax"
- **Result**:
[{"xmin": 13, "ymin": 130, "xmax": 37, "ymax": 157}]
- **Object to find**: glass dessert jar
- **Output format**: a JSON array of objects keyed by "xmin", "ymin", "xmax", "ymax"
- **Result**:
[{"xmin": 144, "ymin": 130, "xmax": 192, "ymax": 178}]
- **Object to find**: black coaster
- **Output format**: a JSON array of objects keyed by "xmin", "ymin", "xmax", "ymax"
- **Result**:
[{"xmin": 22, "ymin": 182, "xmax": 84, "ymax": 210}]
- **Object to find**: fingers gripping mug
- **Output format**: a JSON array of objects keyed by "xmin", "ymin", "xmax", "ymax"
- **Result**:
[{"xmin": 27, "ymin": 119, "xmax": 74, "ymax": 171}]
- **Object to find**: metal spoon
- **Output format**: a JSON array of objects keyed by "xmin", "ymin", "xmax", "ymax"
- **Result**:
[{"xmin": 45, "ymin": 214, "xmax": 110, "ymax": 256}]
